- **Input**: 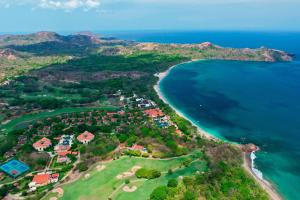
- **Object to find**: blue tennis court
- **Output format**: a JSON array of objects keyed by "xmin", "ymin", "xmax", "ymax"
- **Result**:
[{"xmin": 0, "ymin": 159, "xmax": 30, "ymax": 178}]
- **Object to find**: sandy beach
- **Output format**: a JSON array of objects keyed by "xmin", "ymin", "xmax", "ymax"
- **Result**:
[
  {"xmin": 153, "ymin": 61, "xmax": 282, "ymax": 200},
  {"xmin": 154, "ymin": 60, "xmax": 216, "ymax": 141}
]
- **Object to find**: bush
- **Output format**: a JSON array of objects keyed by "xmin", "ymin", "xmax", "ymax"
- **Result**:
[
  {"xmin": 135, "ymin": 168, "xmax": 161, "ymax": 179},
  {"xmin": 142, "ymin": 152, "xmax": 149, "ymax": 157},
  {"xmin": 76, "ymin": 162, "xmax": 88, "ymax": 172},
  {"xmin": 125, "ymin": 179, "xmax": 130, "ymax": 184},
  {"xmin": 183, "ymin": 191, "xmax": 196, "ymax": 200},
  {"xmin": 183, "ymin": 176, "xmax": 194, "ymax": 186},
  {"xmin": 150, "ymin": 186, "xmax": 168, "ymax": 200},
  {"xmin": 167, "ymin": 178, "xmax": 178, "ymax": 187},
  {"xmin": 125, "ymin": 150, "xmax": 141, "ymax": 157}
]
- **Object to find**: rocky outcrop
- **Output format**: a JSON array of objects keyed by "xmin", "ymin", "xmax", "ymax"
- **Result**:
[{"xmin": 0, "ymin": 49, "xmax": 17, "ymax": 60}]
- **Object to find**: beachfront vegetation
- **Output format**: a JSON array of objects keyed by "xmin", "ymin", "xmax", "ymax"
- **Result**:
[{"xmin": 150, "ymin": 144, "xmax": 269, "ymax": 200}]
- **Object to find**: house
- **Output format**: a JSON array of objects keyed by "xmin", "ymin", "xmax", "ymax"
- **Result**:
[
  {"xmin": 55, "ymin": 145, "xmax": 71, "ymax": 152},
  {"xmin": 175, "ymin": 129, "xmax": 183, "ymax": 136},
  {"xmin": 144, "ymin": 108, "xmax": 164, "ymax": 118},
  {"xmin": 33, "ymin": 137, "xmax": 52, "ymax": 151},
  {"xmin": 130, "ymin": 144, "xmax": 147, "ymax": 152},
  {"xmin": 55, "ymin": 135, "xmax": 73, "ymax": 152},
  {"xmin": 77, "ymin": 131, "xmax": 94, "ymax": 144},
  {"xmin": 57, "ymin": 156, "xmax": 69, "ymax": 163},
  {"xmin": 31, "ymin": 174, "xmax": 50, "ymax": 187},
  {"xmin": 29, "ymin": 173, "xmax": 59, "ymax": 191}
]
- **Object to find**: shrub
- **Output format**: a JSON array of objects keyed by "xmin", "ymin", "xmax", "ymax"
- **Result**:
[
  {"xmin": 135, "ymin": 168, "xmax": 161, "ymax": 179},
  {"xmin": 183, "ymin": 191, "xmax": 196, "ymax": 200},
  {"xmin": 150, "ymin": 186, "xmax": 168, "ymax": 200},
  {"xmin": 167, "ymin": 178, "xmax": 178, "ymax": 187},
  {"xmin": 76, "ymin": 162, "xmax": 88, "ymax": 172},
  {"xmin": 125, "ymin": 179, "xmax": 130, "ymax": 184},
  {"xmin": 183, "ymin": 176, "xmax": 194, "ymax": 186},
  {"xmin": 125, "ymin": 150, "xmax": 141, "ymax": 157},
  {"xmin": 142, "ymin": 152, "xmax": 149, "ymax": 157}
]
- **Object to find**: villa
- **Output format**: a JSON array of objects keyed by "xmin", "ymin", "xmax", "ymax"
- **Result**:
[
  {"xmin": 29, "ymin": 173, "xmax": 59, "ymax": 191},
  {"xmin": 130, "ymin": 144, "xmax": 147, "ymax": 152},
  {"xmin": 136, "ymin": 98, "xmax": 156, "ymax": 108},
  {"xmin": 33, "ymin": 137, "xmax": 52, "ymax": 151},
  {"xmin": 144, "ymin": 108, "xmax": 164, "ymax": 118},
  {"xmin": 77, "ymin": 131, "xmax": 95, "ymax": 144}
]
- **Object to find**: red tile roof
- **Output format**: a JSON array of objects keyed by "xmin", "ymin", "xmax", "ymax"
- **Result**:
[
  {"xmin": 131, "ymin": 144, "xmax": 145, "ymax": 151},
  {"xmin": 51, "ymin": 173, "xmax": 59, "ymax": 179},
  {"xmin": 77, "ymin": 131, "xmax": 94, "ymax": 143},
  {"xmin": 33, "ymin": 137, "xmax": 52, "ymax": 149},
  {"xmin": 57, "ymin": 151, "xmax": 71, "ymax": 157},
  {"xmin": 144, "ymin": 108, "xmax": 164, "ymax": 118},
  {"xmin": 55, "ymin": 145, "xmax": 71, "ymax": 152},
  {"xmin": 32, "ymin": 174, "xmax": 50, "ymax": 185}
]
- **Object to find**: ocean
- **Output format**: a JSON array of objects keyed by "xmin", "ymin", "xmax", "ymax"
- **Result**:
[{"xmin": 105, "ymin": 31, "xmax": 300, "ymax": 200}]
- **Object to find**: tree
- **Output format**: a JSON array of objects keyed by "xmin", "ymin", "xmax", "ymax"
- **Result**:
[
  {"xmin": 135, "ymin": 168, "xmax": 161, "ymax": 179},
  {"xmin": 183, "ymin": 191, "xmax": 196, "ymax": 200},
  {"xmin": 150, "ymin": 186, "xmax": 168, "ymax": 200},
  {"xmin": 76, "ymin": 162, "xmax": 88, "ymax": 172},
  {"xmin": 167, "ymin": 178, "xmax": 178, "ymax": 187}
]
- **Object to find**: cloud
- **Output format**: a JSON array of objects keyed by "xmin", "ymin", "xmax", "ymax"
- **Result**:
[
  {"xmin": 39, "ymin": 0, "xmax": 101, "ymax": 10},
  {"xmin": 0, "ymin": 0, "xmax": 101, "ymax": 11},
  {"xmin": 1, "ymin": 0, "xmax": 299, "ymax": 11}
]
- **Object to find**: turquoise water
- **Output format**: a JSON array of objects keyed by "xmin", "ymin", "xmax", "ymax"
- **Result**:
[
  {"xmin": 108, "ymin": 31, "xmax": 300, "ymax": 199},
  {"xmin": 160, "ymin": 60, "xmax": 300, "ymax": 200}
]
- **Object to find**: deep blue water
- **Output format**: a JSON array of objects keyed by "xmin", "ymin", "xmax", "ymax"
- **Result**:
[{"xmin": 106, "ymin": 31, "xmax": 300, "ymax": 200}]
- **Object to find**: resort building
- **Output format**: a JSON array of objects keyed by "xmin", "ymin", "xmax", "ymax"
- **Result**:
[
  {"xmin": 144, "ymin": 108, "xmax": 164, "ymax": 118},
  {"xmin": 33, "ymin": 137, "xmax": 52, "ymax": 151},
  {"xmin": 29, "ymin": 173, "xmax": 59, "ymax": 191},
  {"xmin": 136, "ymin": 98, "xmax": 156, "ymax": 108},
  {"xmin": 54, "ymin": 135, "xmax": 74, "ymax": 151},
  {"xmin": 56, "ymin": 151, "xmax": 78, "ymax": 163},
  {"xmin": 130, "ymin": 144, "xmax": 147, "ymax": 152},
  {"xmin": 77, "ymin": 131, "xmax": 95, "ymax": 144}
]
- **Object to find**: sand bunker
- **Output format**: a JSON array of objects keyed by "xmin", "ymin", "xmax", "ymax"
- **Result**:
[
  {"xmin": 96, "ymin": 165, "xmax": 106, "ymax": 172},
  {"xmin": 116, "ymin": 165, "xmax": 141, "ymax": 179},
  {"xmin": 84, "ymin": 173, "xmax": 90, "ymax": 179},
  {"xmin": 131, "ymin": 166, "xmax": 142, "ymax": 173},
  {"xmin": 50, "ymin": 197, "xmax": 57, "ymax": 200},
  {"xmin": 123, "ymin": 185, "xmax": 137, "ymax": 192},
  {"xmin": 53, "ymin": 187, "xmax": 64, "ymax": 197}
]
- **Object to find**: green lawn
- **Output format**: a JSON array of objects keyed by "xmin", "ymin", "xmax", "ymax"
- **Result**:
[
  {"xmin": 0, "ymin": 106, "xmax": 118, "ymax": 133},
  {"xmin": 43, "ymin": 152, "xmax": 207, "ymax": 200}
]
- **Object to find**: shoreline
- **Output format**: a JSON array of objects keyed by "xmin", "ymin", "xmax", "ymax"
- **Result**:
[
  {"xmin": 154, "ymin": 60, "xmax": 282, "ymax": 200},
  {"xmin": 154, "ymin": 59, "xmax": 217, "ymax": 142}
]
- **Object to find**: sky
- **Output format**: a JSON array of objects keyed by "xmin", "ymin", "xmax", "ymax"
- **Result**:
[{"xmin": 0, "ymin": 0, "xmax": 299, "ymax": 33}]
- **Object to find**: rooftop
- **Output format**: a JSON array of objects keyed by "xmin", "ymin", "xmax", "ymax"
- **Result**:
[
  {"xmin": 131, "ymin": 144, "xmax": 145, "ymax": 151},
  {"xmin": 77, "ymin": 131, "xmax": 94, "ymax": 142},
  {"xmin": 32, "ymin": 174, "xmax": 50, "ymax": 185},
  {"xmin": 33, "ymin": 137, "xmax": 52, "ymax": 149},
  {"xmin": 144, "ymin": 108, "xmax": 164, "ymax": 118}
]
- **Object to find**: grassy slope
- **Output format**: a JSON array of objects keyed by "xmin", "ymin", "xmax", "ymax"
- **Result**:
[{"xmin": 43, "ymin": 152, "xmax": 206, "ymax": 200}]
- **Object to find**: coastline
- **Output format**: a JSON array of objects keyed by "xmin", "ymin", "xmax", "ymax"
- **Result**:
[
  {"xmin": 154, "ymin": 60, "xmax": 282, "ymax": 200},
  {"xmin": 154, "ymin": 59, "xmax": 217, "ymax": 141}
]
